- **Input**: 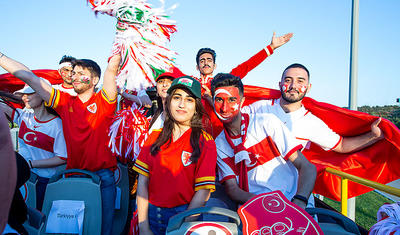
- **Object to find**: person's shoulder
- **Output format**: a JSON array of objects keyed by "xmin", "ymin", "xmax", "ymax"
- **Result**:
[{"xmin": 201, "ymin": 130, "xmax": 214, "ymax": 142}]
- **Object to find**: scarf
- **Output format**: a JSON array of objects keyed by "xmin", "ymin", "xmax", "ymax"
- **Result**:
[{"xmin": 223, "ymin": 113, "xmax": 251, "ymax": 192}]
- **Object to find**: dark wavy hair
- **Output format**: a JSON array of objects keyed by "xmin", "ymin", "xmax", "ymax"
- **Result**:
[{"xmin": 150, "ymin": 87, "xmax": 207, "ymax": 163}]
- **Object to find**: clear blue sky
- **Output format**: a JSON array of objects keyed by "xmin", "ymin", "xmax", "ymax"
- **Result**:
[{"xmin": 1, "ymin": 0, "xmax": 399, "ymax": 107}]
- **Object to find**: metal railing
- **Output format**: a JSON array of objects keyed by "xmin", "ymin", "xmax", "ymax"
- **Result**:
[{"xmin": 325, "ymin": 167, "xmax": 400, "ymax": 216}]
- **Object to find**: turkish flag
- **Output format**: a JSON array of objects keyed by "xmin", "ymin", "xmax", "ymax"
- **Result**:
[{"xmin": 0, "ymin": 69, "xmax": 62, "ymax": 93}]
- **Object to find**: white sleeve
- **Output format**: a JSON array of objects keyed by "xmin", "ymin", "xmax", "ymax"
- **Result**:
[
  {"xmin": 52, "ymin": 119, "xmax": 68, "ymax": 160},
  {"xmin": 12, "ymin": 109, "xmax": 24, "ymax": 126},
  {"xmin": 242, "ymin": 100, "xmax": 273, "ymax": 114},
  {"xmin": 307, "ymin": 115, "xmax": 341, "ymax": 151},
  {"xmin": 137, "ymin": 89, "xmax": 149, "ymax": 98},
  {"xmin": 215, "ymin": 135, "xmax": 237, "ymax": 183},
  {"xmin": 262, "ymin": 114, "xmax": 302, "ymax": 160}
]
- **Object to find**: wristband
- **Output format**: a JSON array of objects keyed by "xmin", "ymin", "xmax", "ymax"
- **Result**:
[
  {"xmin": 0, "ymin": 53, "xmax": 4, "ymax": 59},
  {"xmin": 292, "ymin": 194, "xmax": 308, "ymax": 204},
  {"xmin": 28, "ymin": 160, "xmax": 33, "ymax": 169}
]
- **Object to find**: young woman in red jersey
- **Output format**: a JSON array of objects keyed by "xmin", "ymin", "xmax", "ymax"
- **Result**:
[{"xmin": 133, "ymin": 76, "xmax": 217, "ymax": 235}]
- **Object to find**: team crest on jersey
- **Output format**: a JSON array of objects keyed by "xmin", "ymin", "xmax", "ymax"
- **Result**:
[
  {"xmin": 87, "ymin": 103, "xmax": 97, "ymax": 113},
  {"xmin": 181, "ymin": 151, "xmax": 192, "ymax": 166}
]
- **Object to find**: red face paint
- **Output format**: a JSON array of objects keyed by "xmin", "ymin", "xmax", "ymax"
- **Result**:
[{"xmin": 213, "ymin": 86, "xmax": 241, "ymax": 122}]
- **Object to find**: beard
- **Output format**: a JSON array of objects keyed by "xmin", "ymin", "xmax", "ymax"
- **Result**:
[
  {"xmin": 73, "ymin": 83, "xmax": 94, "ymax": 94},
  {"xmin": 280, "ymin": 88, "xmax": 307, "ymax": 103}
]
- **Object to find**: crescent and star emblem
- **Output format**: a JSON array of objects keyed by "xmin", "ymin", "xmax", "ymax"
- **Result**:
[{"xmin": 23, "ymin": 132, "xmax": 37, "ymax": 142}]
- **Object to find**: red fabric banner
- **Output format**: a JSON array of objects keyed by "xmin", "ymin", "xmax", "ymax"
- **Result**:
[
  {"xmin": 209, "ymin": 85, "xmax": 400, "ymax": 201},
  {"xmin": 0, "ymin": 69, "xmax": 62, "ymax": 93}
]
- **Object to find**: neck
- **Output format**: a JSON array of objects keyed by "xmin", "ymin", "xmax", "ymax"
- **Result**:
[
  {"xmin": 279, "ymin": 97, "xmax": 302, "ymax": 113},
  {"xmin": 63, "ymin": 83, "xmax": 73, "ymax": 88},
  {"xmin": 33, "ymin": 104, "xmax": 55, "ymax": 122},
  {"xmin": 172, "ymin": 124, "xmax": 190, "ymax": 140},
  {"xmin": 200, "ymin": 73, "xmax": 212, "ymax": 79},
  {"xmin": 77, "ymin": 89, "xmax": 95, "ymax": 103},
  {"xmin": 223, "ymin": 113, "xmax": 242, "ymax": 137}
]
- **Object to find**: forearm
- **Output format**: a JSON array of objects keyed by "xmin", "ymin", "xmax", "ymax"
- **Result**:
[
  {"xmin": 296, "ymin": 162, "xmax": 316, "ymax": 199},
  {"xmin": 31, "ymin": 156, "xmax": 66, "ymax": 168},
  {"xmin": 102, "ymin": 55, "xmax": 121, "ymax": 102},
  {"xmin": 137, "ymin": 175, "xmax": 151, "ymax": 231},
  {"xmin": 338, "ymin": 132, "xmax": 384, "ymax": 153},
  {"xmin": 230, "ymin": 47, "xmax": 272, "ymax": 79},
  {"xmin": 185, "ymin": 189, "xmax": 210, "ymax": 222},
  {"xmin": 0, "ymin": 52, "xmax": 51, "ymax": 101},
  {"xmin": 224, "ymin": 180, "xmax": 256, "ymax": 204}
]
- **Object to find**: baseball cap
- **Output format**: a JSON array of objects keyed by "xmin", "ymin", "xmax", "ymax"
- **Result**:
[
  {"xmin": 14, "ymin": 78, "xmax": 52, "ymax": 94},
  {"xmin": 155, "ymin": 66, "xmax": 185, "ymax": 82},
  {"xmin": 167, "ymin": 76, "xmax": 201, "ymax": 99}
]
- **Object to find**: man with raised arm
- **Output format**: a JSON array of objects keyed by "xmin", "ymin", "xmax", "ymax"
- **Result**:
[
  {"xmin": 196, "ymin": 32, "xmax": 293, "ymax": 93},
  {"xmin": 210, "ymin": 73, "xmax": 316, "ymax": 209},
  {"xmin": 242, "ymin": 63, "xmax": 384, "ymax": 154},
  {"xmin": 0, "ymin": 51, "xmax": 121, "ymax": 235}
]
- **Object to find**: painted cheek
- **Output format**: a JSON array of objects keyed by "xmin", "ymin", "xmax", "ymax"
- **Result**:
[
  {"xmin": 282, "ymin": 83, "xmax": 290, "ymax": 92},
  {"xmin": 80, "ymin": 76, "xmax": 90, "ymax": 84},
  {"xmin": 299, "ymin": 85, "xmax": 307, "ymax": 93}
]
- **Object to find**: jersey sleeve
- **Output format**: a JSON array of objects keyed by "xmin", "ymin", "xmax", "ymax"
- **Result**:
[
  {"xmin": 242, "ymin": 100, "xmax": 274, "ymax": 114},
  {"xmin": 52, "ymin": 119, "xmax": 68, "ymax": 161},
  {"xmin": 45, "ymin": 88, "xmax": 70, "ymax": 113},
  {"xmin": 12, "ymin": 108, "xmax": 24, "ymax": 126},
  {"xmin": 307, "ymin": 114, "xmax": 342, "ymax": 151},
  {"xmin": 194, "ymin": 132, "xmax": 217, "ymax": 192},
  {"xmin": 262, "ymin": 114, "xmax": 302, "ymax": 160},
  {"xmin": 230, "ymin": 45, "xmax": 273, "ymax": 79}
]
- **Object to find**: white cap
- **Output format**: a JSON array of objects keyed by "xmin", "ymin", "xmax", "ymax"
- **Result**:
[{"xmin": 14, "ymin": 78, "xmax": 52, "ymax": 94}]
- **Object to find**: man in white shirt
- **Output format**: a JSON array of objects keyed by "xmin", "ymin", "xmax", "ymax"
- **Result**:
[
  {"xmin": 242, "ymin": 63, "xmax": 384, "ymax": 153},
  {"xmin": 210, "ymin": 73, "xmax": 316, "ymax": 209}
]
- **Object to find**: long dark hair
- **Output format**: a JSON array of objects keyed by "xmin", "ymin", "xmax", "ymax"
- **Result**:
[{"xmin": 150, "ymin": 88, "xmax": 206, "ymax": 163}]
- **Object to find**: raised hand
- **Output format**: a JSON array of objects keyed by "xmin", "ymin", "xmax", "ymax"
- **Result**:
[
  {"xmin": 371, "ymin": 117, "xmax": 384, "ymax": 140},
  {"xmin": 270, "ymin": 32, "xmax": 294, "ymax": 50}
]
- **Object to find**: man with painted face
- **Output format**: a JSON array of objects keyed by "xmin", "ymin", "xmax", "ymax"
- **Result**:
[
  {"xmin": 196, "ymin": 32, "xmax": 293, "ymax": 94},
  {"xmin": 0, "ymin": 51, "xmax": 121, "ymax": 235},
  {"xmin": 210, "ymin": 73, "xmax": 317, "ymax": 209},
  {"xmin": 242, "ymin": 63, "xmax": 384, "ymax": 153},
  {"xmin": 52, "ymin": 55, "xmax": 77, "ymax": 96}
]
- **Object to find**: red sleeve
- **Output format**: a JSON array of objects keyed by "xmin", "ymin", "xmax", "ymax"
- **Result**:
[
  {"xmin": 230, "ymin": 45, "xmax": 273, "ymax": 79},
  {"xmin": 194, "ymin": 132, "xmax": 217, "ymax": 192},
  {"xmin": 45, "ymin": 88, "xmax": 70, "ymax": 114}
]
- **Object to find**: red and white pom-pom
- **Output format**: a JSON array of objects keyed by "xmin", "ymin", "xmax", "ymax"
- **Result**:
[
  {"xmin": 108, "ymin": 103, "xmax": 149, "ymax": 163},
  {"xmin": 87, "ymin": 0, "xmax": 178, "ymax": 92}
]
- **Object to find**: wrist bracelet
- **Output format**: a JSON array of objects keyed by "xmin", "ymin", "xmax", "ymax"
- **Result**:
[
  {"xmin": 0, "ymin": 53, "xmax": 4, "ymax": 59},
  {"xmin": 292, "ymin": 194, "xmax": 308, "ymax": 204},
  {"xmin": 28, "ymin": 160, "xmax": 33, "ymax": 169}
]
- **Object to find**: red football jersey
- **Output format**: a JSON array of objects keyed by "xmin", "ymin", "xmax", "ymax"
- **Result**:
[
  {"xmin": 133, "ymin": 128, "xmax": 217, "ymax": 208},
  {"xmin": 46, "ymin": 88, "xmax": 117, "ymax": 172}
]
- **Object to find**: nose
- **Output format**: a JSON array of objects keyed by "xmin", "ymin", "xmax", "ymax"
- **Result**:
[
  {"xmin": 221, "ymin": 101, "xmax": 229, "ymax": 113},
  {"xmin": 178, "ymin": 99, "xmax": 185, "ymax": 108}
]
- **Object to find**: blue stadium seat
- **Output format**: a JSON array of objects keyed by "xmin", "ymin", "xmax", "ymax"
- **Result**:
[
  {"xmin": 40, "ymin": 169, "xmax": 102, "ymax": 235},
  {"xmin": 23, "ymin": 206, "xmax": 46, "ymax": 235},
  {"xmin": 19, "ymin": 171, "xmax": 38, "ymax": 209},
  {"xmin": 112, "ymin": 162, "xmax": 130, "ymax": 235}
]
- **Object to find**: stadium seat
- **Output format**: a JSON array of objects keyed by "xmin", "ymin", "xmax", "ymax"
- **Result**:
[
  {"xmin": 204, "ymin": 181, "xmax": 238, "ymax": 222},
  {"xmin": 40, "ymin": 169, "xmax": 102, "ymax": 235},
  {"xmin": 306, "ymin": 208, "xmax": 361, "ymax": 235},
  {"xmin": 19, "ymin": 171, "xmax": 38, "ymax": 209},
  {"xmin": 166, "ymin": 207, "xmax": 242, "ymax": 235},
  {"xmin": 23, "ymin": 206, "xmax": 46, "ymax": 235},
  {"xmin": 112, "ymin": 162, "xmax": 130, "ymax": 235}
]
